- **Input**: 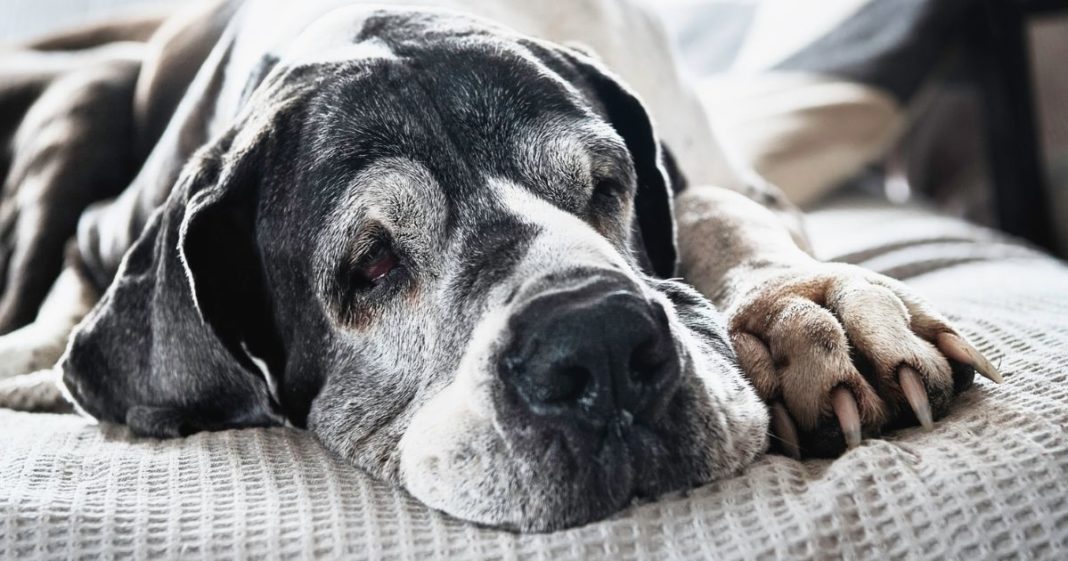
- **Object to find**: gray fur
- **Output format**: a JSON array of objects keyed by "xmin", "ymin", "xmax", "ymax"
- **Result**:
[
  {"xmin": 0, "ymin": 0, "xmax": 982, "ymax": 534},
  {"xmin": 0, "ymin": 6, "xmax": 766, "ymax": 532}
]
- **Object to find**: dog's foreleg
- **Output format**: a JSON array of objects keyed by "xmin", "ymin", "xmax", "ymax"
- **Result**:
[
  {"xmin": 674, "ymin": 184, "xmax": 814, "ymax": 310},
  {"xmin": 0, "ymin": 266, "xmax": 97, "ymax": 382}
]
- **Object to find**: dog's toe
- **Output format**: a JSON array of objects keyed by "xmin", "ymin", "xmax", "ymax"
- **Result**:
[
  {"xmin": 730, "ymin": 263, "xmax": 996, "ymax": 458},
  {"xmin": 0, "ymin": 369, "xmax": 71, "ymax": 412}
]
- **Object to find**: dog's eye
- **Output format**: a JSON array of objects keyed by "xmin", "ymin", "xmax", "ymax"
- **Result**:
[
  {"xmin": 352, "ymin": 241, "xmax": 399, "ymax": 291},
  {"xmin": 588, "ymin": 178, "xmax": 629, "ymax": 216},
  {"xmin": 592, "ymin": 178, "xmax": 626, "ymax": 201},
  {"xmin": 331, "ymin": 234, "xmax": 411, "ymax": 325}
]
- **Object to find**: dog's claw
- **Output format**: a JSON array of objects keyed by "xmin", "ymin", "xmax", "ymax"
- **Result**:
[
  {"xmin": 936, "ymin": 332, "xmax": 1003, "ymax": 384},
  {"xmin": 898, "ymin": 366, "xmax": 933, "ymax": 430},
  {"xmin": 770, "ymin": 402, "xmax": 801, "ymax": 459},
  {"xmin": 831, "ymin": 387, "xmax": 862, "ymax": 448}
]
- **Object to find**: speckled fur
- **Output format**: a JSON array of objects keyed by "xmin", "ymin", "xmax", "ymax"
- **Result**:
[{"xmin": 0, "ymin": 0, "xmax": 976, "ymax": 530}]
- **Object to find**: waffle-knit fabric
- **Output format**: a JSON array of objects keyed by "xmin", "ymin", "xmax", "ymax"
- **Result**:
[{"xmin": 2, "ymin": 195, "xmax": 1067, "ymax": 560}]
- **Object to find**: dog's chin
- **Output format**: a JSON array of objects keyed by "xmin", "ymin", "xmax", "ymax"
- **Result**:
[
  {"xmin": 399, "ymin": 413, "xmax": 639, "ymax": 531},
  {"xmin": 397, "ymin": 364, "xmax": 761, "ymax": 532}
]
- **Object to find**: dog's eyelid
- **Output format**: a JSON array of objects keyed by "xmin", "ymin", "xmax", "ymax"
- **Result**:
[
  {"xmin": 343, "ymin": 231, "xmax": 405, "ymax": 297},
  {"xmin": 593, "ymin": 177, "xmax": 624, "ymax": 196},
  {"xmin": 349, "ymin": 220, "xmax": 399, "ymax": 258},
  {"xmin": 348, "ymin": 225, "xmax": 401, "ymax": 268},
  {"xmin": 587, "ymin": 153, "xmax": 636, "ymax": 192},
  {"xmin": 586, "ymin": 135, "xmax": 633, "ymax": 171},
  {"xmin": 591, "ymin": 172, "xmax": 634, "ymax": 198},
  {"xmin": 350, "ymin": 226, "xmax": 386, "ymax": 259}
]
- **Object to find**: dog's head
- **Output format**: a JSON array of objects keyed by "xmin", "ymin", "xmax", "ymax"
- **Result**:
[{"xmin": 61, "ymin": 9, "xmax": 767, "ymax": 531}]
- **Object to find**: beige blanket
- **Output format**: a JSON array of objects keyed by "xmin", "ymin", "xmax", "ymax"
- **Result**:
[{"xmin": 2, "ymin": 194, "xmax": 1066, "ymax": 560}]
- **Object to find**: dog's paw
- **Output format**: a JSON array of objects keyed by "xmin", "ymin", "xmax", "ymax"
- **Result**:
[
  {"xmin": 728, "ymin": 262, "xmax": 1001, "ymax": 458},
  {"xmin": 0, "ymin": 369, "xmax": 72, "ymax": 412},
  {"xmin": 0, "ymin": 325, "xmax": 67, "ymax": 380}
]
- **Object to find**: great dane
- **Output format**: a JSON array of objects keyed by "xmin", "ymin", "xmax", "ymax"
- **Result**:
[{"xmin": 0, "ymin": 0, "xmax": 1000, "ymax": 531}]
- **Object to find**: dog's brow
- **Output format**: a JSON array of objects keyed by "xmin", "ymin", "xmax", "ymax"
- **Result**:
[
  {"xmin": 323, "ymin": 157, "xmax": 448, "ymax": 251},
  {"xmin": 516, "ymin": 120, "xmax": 633, "ymax": 206},
  {"xmin": 586, "ymin": 136, "xmax": 634, "ymax": 181}
]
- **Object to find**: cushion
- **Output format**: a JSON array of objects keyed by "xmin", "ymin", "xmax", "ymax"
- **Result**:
[
  {"xmin": 659, "ymin": 0, "xmax": 974, "ymax": 205},
  {"xmin": 3, "ymin": 194, "xmax": 1066, "ymax": 559}
]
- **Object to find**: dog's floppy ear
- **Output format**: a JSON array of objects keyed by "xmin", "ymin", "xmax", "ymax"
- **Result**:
[
  {"xmin": 60, "ymin": 105, "xmax": 291, "ymax": 438},
  {"xmin": 546, "ymin": 44, "xmax": 680, "ymax": 278}
]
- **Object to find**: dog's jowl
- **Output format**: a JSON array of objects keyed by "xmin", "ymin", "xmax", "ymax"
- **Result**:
[{"xmin": 0, "ymin": 0, "xmax": 998, "ymax": 531}]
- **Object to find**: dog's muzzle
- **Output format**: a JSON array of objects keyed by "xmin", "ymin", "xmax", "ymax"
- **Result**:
[
  {"xmin": 398, "ymin": 268, "xmax": 764, "ymax": 531},
  {"xmin": 498, "ymin": 274, "xmax": 682, "ymax": 451}
]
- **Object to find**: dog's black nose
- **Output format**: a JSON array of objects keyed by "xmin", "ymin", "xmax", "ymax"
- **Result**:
[{"xmin": 500, "ymin": 278, "xmax": 680, "ymax": 429}]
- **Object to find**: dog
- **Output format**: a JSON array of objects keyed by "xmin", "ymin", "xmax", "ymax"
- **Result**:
[{"xmin": 0, "ymin": 0, "xmax": 1001, "ymax": 531}]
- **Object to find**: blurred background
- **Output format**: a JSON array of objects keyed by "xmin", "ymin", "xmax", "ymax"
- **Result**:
[
  {"xmin": 656, "ymin": 0, "xmax": 1068, "ymax": 258},
  {"xmin": 3, "ymin": 0, "xmax": 1067, "ymax": 257}
]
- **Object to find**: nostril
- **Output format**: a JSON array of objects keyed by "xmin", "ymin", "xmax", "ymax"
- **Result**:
[
  {"xmin": 629, "ymin": 338, "xmax": 670, "ymax": 384},
  {"xmin": 527, "ymin": 365, "xmax": 591, "ymax": 406}
]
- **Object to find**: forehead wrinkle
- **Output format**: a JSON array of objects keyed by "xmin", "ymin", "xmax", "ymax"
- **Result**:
[
  {"xmin": 305, "ymin": 59, "xmax": 469, "ymax": 171},
  {"xmin": 305, "ymin": 68, "xmax": 477, "ymax": 244},
  {"xmin": 304, "ymin": 33, "xmax": 627, "ymax": 240},
  {"xmin": 372, "ymin": 37, "xmax": 590, "ymax": 172}
]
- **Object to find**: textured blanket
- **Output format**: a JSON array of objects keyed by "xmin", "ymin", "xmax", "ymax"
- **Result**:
[{"xmin": 3, "ymin": 194, "xmax": 1066, "ymax": 560}]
